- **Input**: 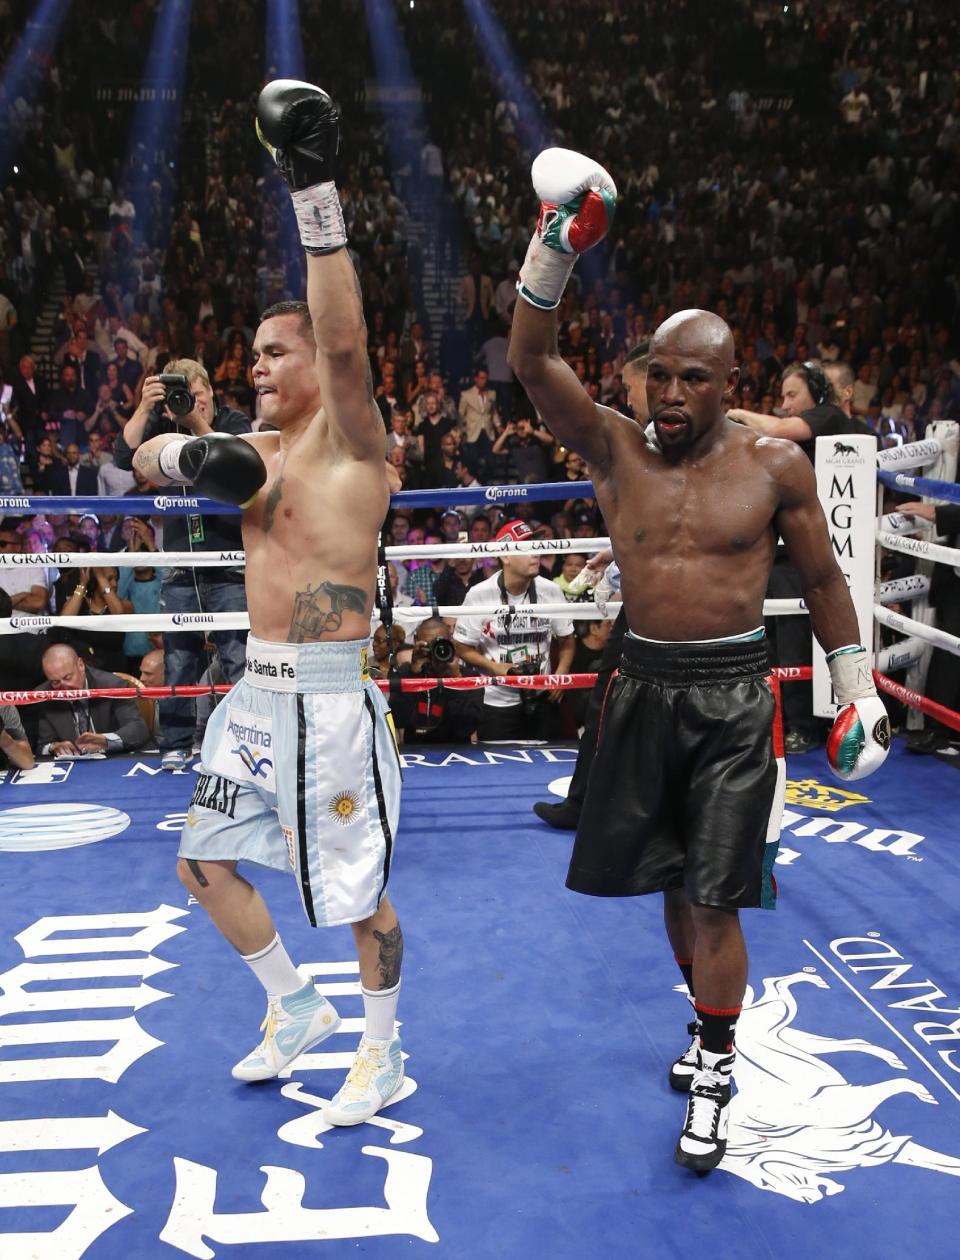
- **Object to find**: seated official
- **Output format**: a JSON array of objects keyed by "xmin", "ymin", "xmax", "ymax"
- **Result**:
[
  {"xmin": 390, "ymin": 616, "xmax": 482, "ymax": 744},
  {"xmin": 37, "ymin": 643, "xmax": 150, "ymax": 757},
  {"xmin": 0, "ymin": 705, "xmax": 35, "ymax": 770}
]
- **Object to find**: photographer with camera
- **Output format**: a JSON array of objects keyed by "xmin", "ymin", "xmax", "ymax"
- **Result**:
[
  {"xmin": 391, "ymin": 616, "xmax": 482, "ymax": 744},
  {"xmin": 113, "ymin": 359, "xmax": 251, "ymax": 770},
  {"xmin": 454, "ymin": 520, "xmax": 575, "ymax": 740}
]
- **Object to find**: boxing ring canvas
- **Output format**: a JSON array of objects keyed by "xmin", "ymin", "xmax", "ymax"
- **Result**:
[{"xmin": 0, "ymin": 742, "xmax": 958, "ymax": 1259}]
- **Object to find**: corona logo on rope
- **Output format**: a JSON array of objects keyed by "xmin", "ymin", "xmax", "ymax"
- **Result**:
[
  {"xmin": 153, "ymin": 495, "xmax": 200, "ymax": 510},
  {"xmin": 785, "ymin": 778, "xmax": 871, "ymax": 813},
  {"xmin": 0, "ymin": 496, "xmax": 30, "ymax": 510},
  {"xmin": 484, "ymin": 485, "xmax": 528, "ymax": 501},
  {"xmin": 171, "ymin": 613, "xmax": 216, "ymax": 627}
]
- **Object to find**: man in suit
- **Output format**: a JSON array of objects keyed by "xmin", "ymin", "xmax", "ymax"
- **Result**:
[
  {"xmin": 11, "ymin": 355, "xmax": 47, "ymax": 445},
  {"xmin": 42, "ymin": 443, "xmax": 100, "ymax": 496},
  {"xmin": 37, "ymin": 643, "xmax": 150, "ymax": 757}
]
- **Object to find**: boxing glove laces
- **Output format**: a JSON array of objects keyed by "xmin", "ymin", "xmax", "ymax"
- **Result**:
[
  {"xmin": 256, "ymin": 79, "xmax": 346, "ymax": 254},
  {"xmin": 825, "ymin": 645, "xmax": 891, "ymax": 781},
  {"xmin": 518, "ymin": 147, "xmax": 617, "ymax": 310}
]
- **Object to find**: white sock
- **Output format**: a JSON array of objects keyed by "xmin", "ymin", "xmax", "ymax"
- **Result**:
[
  {"xmin": 361, "ymin": 980, "xmax": 400, "ymax": 1041},
  {"xmin": 242, "ymin": 933, "xmax": 304, "ymax": 997}
]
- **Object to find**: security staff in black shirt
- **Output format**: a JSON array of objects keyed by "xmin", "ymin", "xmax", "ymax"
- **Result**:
[{"xmin": 114, "ymin": 360, "xmax": 252, "ymax": 770}]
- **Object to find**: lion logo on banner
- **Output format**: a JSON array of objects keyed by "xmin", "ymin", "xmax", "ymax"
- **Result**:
[{"xmin": 716, "ymin": 971, "xmax": 960, "ymax": 1202}]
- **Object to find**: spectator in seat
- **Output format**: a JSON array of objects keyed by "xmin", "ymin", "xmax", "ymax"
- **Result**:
[
  {"xmin": 0, "ymin": 420, "xmax": 24, "ymax": 494},
  {"xmin": 457, "ymin": 368, "xmax": 498, "ymax": 478},
  {"xmin": 491, "ymin": 414, "xmax": 554, "ymax": 484},
  {"xmin": 36, "ymin": 642, "xmax": 150, "ymax": 757},
  {"xmin": 41, "ymin": 443, "xmax": 100, "ymax": 496},
  {"xmin": 47, "ymin": 365, "xmax": 91, "ymax": 449}
]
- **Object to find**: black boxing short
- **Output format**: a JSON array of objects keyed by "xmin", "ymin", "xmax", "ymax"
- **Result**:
[{"xmin": 566, "ymin": 631, "xmax": 784, "ymax": 910}]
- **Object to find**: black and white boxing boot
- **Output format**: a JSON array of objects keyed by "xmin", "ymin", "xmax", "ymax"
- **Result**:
[
  {"xmin": 668, "ymin": 1018, "xmax": 702, "ymax": 1092},
  {"xmin": 674, "ymin": 1047, "xmax": 734, "ymax": 1172}
]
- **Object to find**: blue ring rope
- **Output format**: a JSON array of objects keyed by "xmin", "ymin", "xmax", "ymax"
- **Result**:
[
  {"xmin": 876, "ymin": 470, "xmax": 960, "ymax": 502},
  {"xmin": 0, "ymin": 479, "xmax": 597, "ymax": 518}
]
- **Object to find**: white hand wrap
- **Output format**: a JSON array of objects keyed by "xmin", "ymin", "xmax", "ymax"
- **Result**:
[
  {"xmin": 826, "ymin": 645, "xmax": 877, "ymax": 705},
  {"xmin": 158, "ymin": 437, "xmax": 192, "ymax": 484},
  {"xmin": 517, "ymin": 234, "xmax": 577, "ymax": 310},
  {"xmin": 290, "ymin": 181, "xmax": 347, "ymax": 253}
]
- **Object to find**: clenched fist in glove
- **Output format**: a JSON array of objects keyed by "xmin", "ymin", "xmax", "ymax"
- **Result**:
[
  {"xmin": 517, "ymin": 148, "xmax": 618, "ymax": 311},
  {"xmin": 825, "ymin": 645, "xmax": 891, "ymax": 781},
  {"xmin": 256, "ymin": 79, "xmax": 345, "ymax": 254}
]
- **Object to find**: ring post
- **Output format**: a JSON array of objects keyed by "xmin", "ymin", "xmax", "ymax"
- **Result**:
[{"xmin": 813, "ymin": 434, "xmax": 877, "ymax": 716}]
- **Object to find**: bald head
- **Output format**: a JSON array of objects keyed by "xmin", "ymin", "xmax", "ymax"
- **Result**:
[
  {"xmin": 647, "ymin": 309, "xmax": 739, "ymax": 453},
  {"xmin": 139, "ymin": 648, "xmax": 164, "ymax": 688},
  {"xmin": 651, "ymin": 309, "xmax": 736, "ymax": 372},
  {"xmin": 42, "ymin": 644, "xmax": 85, "ymax": 688}
]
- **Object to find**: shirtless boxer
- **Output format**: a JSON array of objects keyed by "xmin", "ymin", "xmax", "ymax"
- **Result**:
[
  {"xmin": 132, "ymin": 81, "xmax": 404, "ymax": 1126},
  {"xmin": 507, "ymin": 148, "xmax": 890, "ymax": 1171}
]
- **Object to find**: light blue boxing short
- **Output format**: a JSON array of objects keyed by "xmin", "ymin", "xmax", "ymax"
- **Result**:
[{"xmin": 178, "ymin": 635, "xmax": 402, "ymax": 928}]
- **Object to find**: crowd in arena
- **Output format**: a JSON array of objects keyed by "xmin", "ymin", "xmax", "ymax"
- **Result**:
[{"xmin": 0, "ymin": 0, "xmax": 958, "ymax": 756}]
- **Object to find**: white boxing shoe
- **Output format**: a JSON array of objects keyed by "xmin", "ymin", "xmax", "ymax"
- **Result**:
[
  {"xmin": 323, "ymin": 1035, "xmax": 404, "ymax": 1126},
  {"xmin": 232, "ymin": 976, "xmax": 340, "ymax": 1083}
]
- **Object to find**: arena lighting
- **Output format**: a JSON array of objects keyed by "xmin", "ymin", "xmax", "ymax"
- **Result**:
[
  {"xmin": 265, "ymin": 0, "xmax": 306, "ymax": 79},
  {"xmin": 363, "ymin": 0, "xmax": 457, "ymax": 230},
  {"xmin": 0, "ymin": 0, "xmax": 71, "ymax": 178},
  {"xmin": 124, "ymin": 0, "xmax": 193, "ymax": 214},
  {"xmin": 461, "ymin": 0, "xmax": 553, "ymax": 154},
  {"xmin": 262, "ymin": 1, "xmax": 307, "ymax": 292}
]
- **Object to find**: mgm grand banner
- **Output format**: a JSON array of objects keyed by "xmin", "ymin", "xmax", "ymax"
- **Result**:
[{"xmin": 813, "ymin": 434, "xmax": 878, "ymax": 716}]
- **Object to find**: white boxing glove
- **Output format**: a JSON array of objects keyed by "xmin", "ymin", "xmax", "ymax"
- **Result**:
[
  {"xmin": 825, "ymin": 645, "xmax": 891, "ymax": 781},
  {"xmin": 517, "ymin": 148, "xmax": 617, "ymax": 310}
]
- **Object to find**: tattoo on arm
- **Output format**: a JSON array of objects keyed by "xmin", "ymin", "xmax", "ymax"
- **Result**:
[
  {"xmin": 262, "ymin": 465, "xmax": 285, "ymax": 533},
  {"xmin": 288, "ymin": 580, "xmax": 368, "ymax": 642},
  {"xmin": 372, "ymin": 923, "xmax": 403, "ymax": 988}
]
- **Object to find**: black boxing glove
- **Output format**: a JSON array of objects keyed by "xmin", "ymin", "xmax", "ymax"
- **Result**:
[
  {"xmin": 256, "ymin": 79, "xmax": 345, "ymax": 254},
  {"xmin": 159, "ymin": 434, "xmax": 267, "ymax": 509}
]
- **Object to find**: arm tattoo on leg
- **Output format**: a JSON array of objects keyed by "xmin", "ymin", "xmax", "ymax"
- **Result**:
[
  {"xmin": 372, "ymin": 923, "xmax": 403, "ymax": 989},
  {"xmin": 288, "ymin": 580, "xmax": 367, "ymax": 642}
]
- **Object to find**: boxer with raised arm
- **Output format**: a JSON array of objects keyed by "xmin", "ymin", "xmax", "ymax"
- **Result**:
[
  {"xmin": 507, "ymin": 148, "xmax": 890, "ymax": 1172},
  {"xmin": 132, "ymin": 81, "xmax": 404, "ymax": 1127}
]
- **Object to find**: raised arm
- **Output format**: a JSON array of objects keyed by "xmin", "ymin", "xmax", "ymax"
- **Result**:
[
  {"xmin": 257, "ymin": 80, "xmax": 384, "ymax": 462},
  {"xmin": 507, "ymin": 149, "xmax": 618, "ymax": 468},
  {"xmin": 306, "ymin": 249, "xmax": 384, "ymax": 459}
]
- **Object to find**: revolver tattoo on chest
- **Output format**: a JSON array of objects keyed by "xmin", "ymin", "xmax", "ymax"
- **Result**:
[{"xmin": 289, "ymin": 581, "xmax": 367, "ymax": 642}]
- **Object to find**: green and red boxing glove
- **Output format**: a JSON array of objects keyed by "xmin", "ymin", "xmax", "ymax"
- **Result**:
[
  {"xmin": 825, "ymin": 645, "xmax": 891, "ymax": 781},
  {"xmin": 517, "ymin": 147, "xmax": 618, "ymax": 311}
]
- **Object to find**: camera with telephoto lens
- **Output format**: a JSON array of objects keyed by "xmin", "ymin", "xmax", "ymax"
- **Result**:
[{"xmin": 157, "ymin": 373, "xmax": 194, "ymax": 419}]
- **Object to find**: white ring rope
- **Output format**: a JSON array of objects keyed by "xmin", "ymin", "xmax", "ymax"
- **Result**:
[
  {"xmin": 0, "ymin": 537, "xmax": 614, "ymax": 569},
  {"xmin": 875, "ymin": 438, "xmax": 945, "ymax": 470},
  {"xmin": 876, "ymin": 529, "xmax": 960, "ymax": 568},
  {"xmin": 878, "ymin": 574, "xmax": 931, "ymax": 605},
  {"xmin": 874, "ymin": 604, "xmax": 960, "ymax": 658},
  {"xmin": 1, "ymin": 597, "xmax": 809, "ymax": 637}
]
